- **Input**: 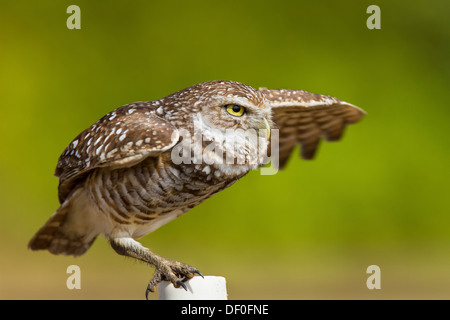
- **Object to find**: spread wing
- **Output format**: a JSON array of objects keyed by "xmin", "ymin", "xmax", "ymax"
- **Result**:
[
  {"xmin": 55, "ymin": 102, "xmax": 179, "ymax": 203},
  {"xmin": 260, "ymin": 88, "xmax": 365, "ymax": 169}
]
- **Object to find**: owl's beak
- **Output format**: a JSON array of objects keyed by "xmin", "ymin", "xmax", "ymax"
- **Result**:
[{"xmin": 262, "ymin": 117, "xmax": 271, "ymax": 140}]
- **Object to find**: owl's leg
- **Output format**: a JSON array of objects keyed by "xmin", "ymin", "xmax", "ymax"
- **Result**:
[{"xmin": 109, "ymin": 237, "xmax": 203, "ymax": 299}]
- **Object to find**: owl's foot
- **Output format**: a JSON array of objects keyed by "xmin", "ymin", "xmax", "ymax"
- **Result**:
[
  {"xmin": 108, "ymin": 237, "xmax": 203, "ymax": 299},
  {"xmin": 145, "ymin": 259, "xmax": 203, "ymax": 299}
]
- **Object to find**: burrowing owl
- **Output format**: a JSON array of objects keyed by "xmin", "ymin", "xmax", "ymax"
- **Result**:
[{"xmin": 28, "ymin": 80, "xmax": 365, "ymax": 298}]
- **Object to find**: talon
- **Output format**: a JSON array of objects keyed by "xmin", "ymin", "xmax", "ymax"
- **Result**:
[
  {"xmin": 144, "ymin": 260, "xmax": 201, "ymax": 298},
  {"xmin": 182, "ymin": 269, "xmax": 204, "ymax": 282},
  {"xmin": 194, "ymin": 270, "xmax": 204, "ymax": 278},
  {"xmin": 145, "ymin": 282, "xmax": 156, "ymax": 300},
  {"xmin": 145, "ymin": 282, "xmax": 157, "ymax": 300},
  {"xmin": 176, "ymin": 280, "xmax": 188, "ymax": 291},
  {"xmin": 145, "ymin": 270, "xmax": 163, "ymax": 299}
]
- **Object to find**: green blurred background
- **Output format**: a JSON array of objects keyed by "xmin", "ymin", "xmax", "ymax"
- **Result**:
[{"xmin": 1, "ymin": 0, "xmax": 449, "ymax": 299}]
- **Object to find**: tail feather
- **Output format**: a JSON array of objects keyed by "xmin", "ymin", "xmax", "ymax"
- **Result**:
[
  {"xmin": 28, "ymin": 207, "xmax": 67, "ymax": 252},
  {"xmin": 28, "ymin": 191, "xmax": 98, "ymax": 257}
]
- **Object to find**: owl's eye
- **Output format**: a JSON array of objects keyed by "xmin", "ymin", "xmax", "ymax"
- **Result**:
[{"xmin": 225, "ymin": 104, "xmax": 245, "ymax": 117}]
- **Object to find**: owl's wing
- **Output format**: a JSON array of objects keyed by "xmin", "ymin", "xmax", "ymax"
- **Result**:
[
  {"xmin": 260, "ymin": 88, "xmax": 365, "ymax": 169},
  {"xmin": 55, "ymin": 103, "xmax": 179, "ymax": 203}
]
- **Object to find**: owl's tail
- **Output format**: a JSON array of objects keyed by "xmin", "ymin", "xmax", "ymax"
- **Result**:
[{"xmin": 28, "ymin": 189, "xmax": 99, "ymax": 257}]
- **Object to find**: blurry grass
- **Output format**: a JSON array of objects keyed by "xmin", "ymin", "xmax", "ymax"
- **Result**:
[
  {"xmin": 1, "ymin": 0, "xmax": 449, "ymax": 299},
  {"xmin": 4, "ymin": 239, "xmax": 450, "ymax": 299}
]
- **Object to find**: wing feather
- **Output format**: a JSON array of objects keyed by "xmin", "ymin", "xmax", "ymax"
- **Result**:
[
  {"xmin": 55, "ymin": 102, "xmax": 179, "ymax": 202},
  {"xmin": 260, "ymin": 88, "xmax": 365, "ymax": 169}
]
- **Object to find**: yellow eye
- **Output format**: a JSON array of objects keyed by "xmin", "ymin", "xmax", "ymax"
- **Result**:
[{"xmin": 225, "ymin": 104, "xmax": 245, "ymax": 117}]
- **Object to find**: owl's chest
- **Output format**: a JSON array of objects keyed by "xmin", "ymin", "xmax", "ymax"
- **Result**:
[
  {"xmin": 88, "ymin": 154, "xmax": 244, "ymax": 217},
  {"xmin": 155, "ymin": 153, "xmax": 245, "ymax": 205}
]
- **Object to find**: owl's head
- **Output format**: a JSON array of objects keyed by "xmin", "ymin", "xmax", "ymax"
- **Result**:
[
  {"xmin": 163, "ymin": 80, "xmax": 272, "ymax": 173},
  {"xmin": 187, "ymin": 80, "xmax": 270, "ymax": 132}
]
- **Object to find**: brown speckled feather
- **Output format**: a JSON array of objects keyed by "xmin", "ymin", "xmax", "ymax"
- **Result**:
[
  {"xmin": 55, "ymin": 103, "xmax": 179, "ymax": 203},
  {"xmin": 260, "ymin": 88, "xmax": 365, "ymax": 168}
]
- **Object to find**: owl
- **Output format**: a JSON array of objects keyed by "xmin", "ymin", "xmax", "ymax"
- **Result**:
[{"xmin": 28, "ymin": 80, "xmax": 365, "ymax": 298}]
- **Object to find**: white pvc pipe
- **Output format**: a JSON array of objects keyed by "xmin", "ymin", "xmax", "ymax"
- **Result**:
[{"xmin": 158, "ymin": 276, "xmax": 227, "ymax": 300}]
